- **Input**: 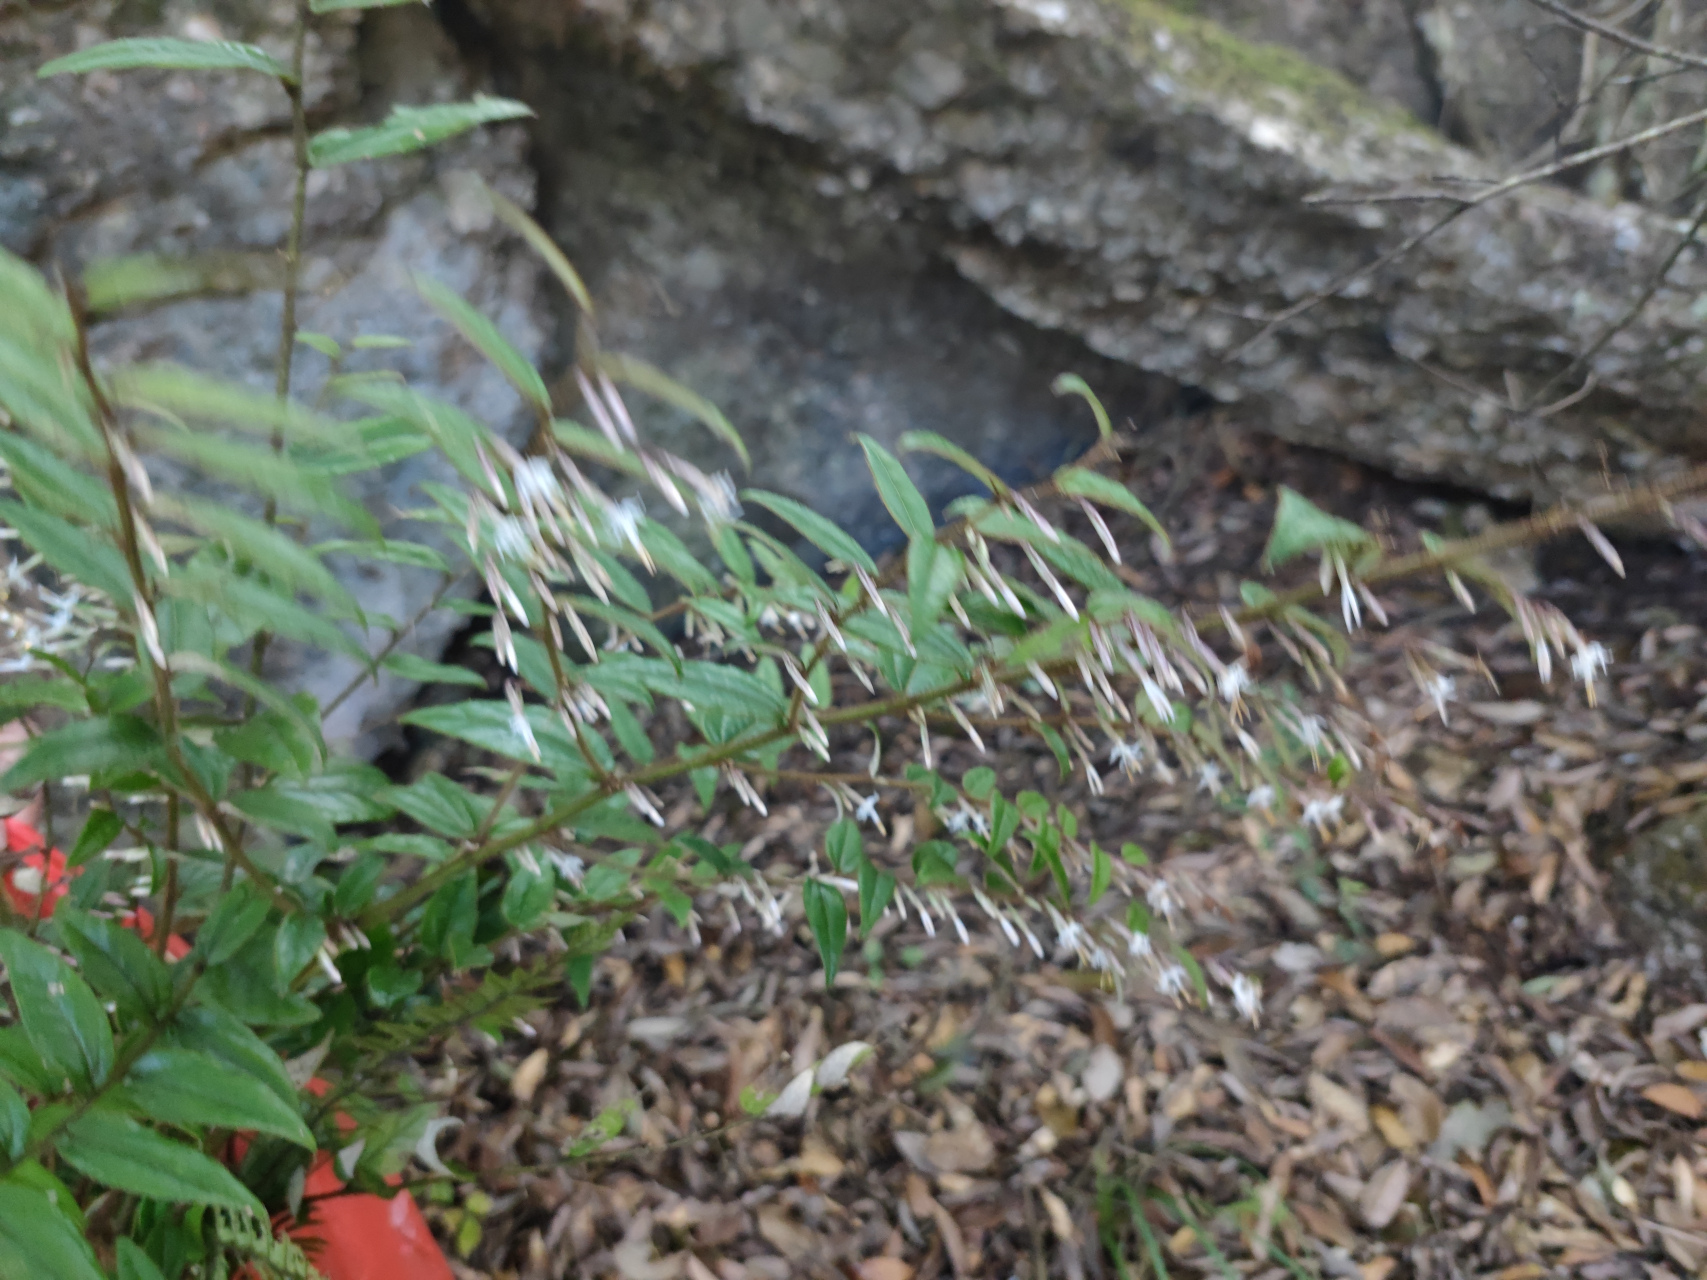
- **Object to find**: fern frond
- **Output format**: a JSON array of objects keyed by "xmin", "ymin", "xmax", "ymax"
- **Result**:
[
  {"xmin": 213, "ymin": 1208, "xmax": 327, "ymax": 1280},
  {"xmin": 344, "ymin": 957, "xmax": 562, "ymax": 1062}
]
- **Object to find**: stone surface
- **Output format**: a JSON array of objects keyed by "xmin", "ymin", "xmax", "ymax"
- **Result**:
[
  {"xmin": 1608, "ymin": 802, "xmax": 1707, "ymax": 983},
  {"xmin": 1, "ymin": 1, "xmax": 547, "ymax": 753},
  {"xmin": 473, "ymin": 0, "xmax": 1707, "ymax": 504}
]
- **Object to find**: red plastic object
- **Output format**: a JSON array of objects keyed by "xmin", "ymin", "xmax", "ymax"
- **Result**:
[{"xmin": 3, "ymin": 818, "xmax": 453, "ymax": 1280}]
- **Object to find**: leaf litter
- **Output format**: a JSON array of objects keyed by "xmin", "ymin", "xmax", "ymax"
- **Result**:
[{"xmin": 396, "ymin": 427, "xmax": 1707, "ymax": 1280}]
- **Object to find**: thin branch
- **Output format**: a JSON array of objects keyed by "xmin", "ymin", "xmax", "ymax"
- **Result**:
[
  {"xmin": 1527, "ymin": 0, "xmax": 1707, "ymax": 74},
  {"xmin": 1233, "ymin": 101, "xmax": 1707, "ymax": 358}
]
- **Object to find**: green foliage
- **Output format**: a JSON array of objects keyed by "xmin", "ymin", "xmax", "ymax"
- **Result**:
[
  {"xmin": 308, "ymin": 98, "xmax": 533, "ymax": 168},
  {"xmin": 38, "ymin": 38, "xmax": 292, "ymax": 81}
]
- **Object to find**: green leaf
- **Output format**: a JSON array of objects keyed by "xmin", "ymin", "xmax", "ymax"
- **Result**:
[
  {"xmin": 57, "ymin": 1111, "xmax": 265, "ymax": 1213},
  {"xmin": 802, "ymin": 878, "xmax": 847, "ymax": 989},
  {"xmin": 122, "ymin": 1050, "xmax": 311, "ymax": 1148},
  {"xmin": 400, "ymin": 702, "xmax": 574, "ymax": 773},
  {"xmin": 0, "ymin": 930, "xmax": 114, "ymax": 1093},
  {"xmin": 341, "ymin": 381, "xmax": 490, "ymax": 491},
  {"xmin": 0, "ymin": 1079, "xmax": 25, "ymax": 1160},
  {"xmin": 484, "ymin": 184, "xmax": 594, "ymax": 313},
  {"xmin": 961, "ymin": 766, "xmax": 996, "ymax": 801},
  {"xmin": 502, "ymin": 855, "xmax": 555, "ymax": 928},
  {"xmin": 0, "ymin": 1186, "xmax": 104, "ymax": 1280},
  {"xmin": 195, "ymin": 883, "xmax": 270, "ymax": 966},
  {"xmin": 164, "ymin": 563, "xmax": 367, "ymax": 660},
  {"xmin": 316, "ymin": 537, "xmax": 445, "ymax": 569},
  {"xmin": 309, "ymin": 97, "xmax": 533, "ymax": 167},
  {"xmin": 414, "ymin": 272, "xmax": 549, "ymax": 412},
  {"xmin": 0, "ymin": 433, "xmax": 115, "ymax": 524},
  {"xmin": 1051, "ymin": 373, "xmax": 1112, "ymax": 438},
  {"xmin": 82, "ymin": 250, "xmax": 281, "ymax": 314},
  {"xmin": 899, "ymin": 430, "xmax": 1004, "ymax": 495},
  {"xmin": 38, "ymin": 37, "xmax": 291, "ymax": 81},
  {"xmin": 1054, "ymin": 467, "xmax": 1168, "ymax": 544},
  {"xmin": 137, "ymin": 425, "xmax": 374, "ymax": 532},
  {"xmin": 907, "ymin": 539, "xmax": 962, "ymax": 632},
  {"xmin": 51, "ymin": 907, "xmax": 171, "ymax": 1023},
  {"xmin": 114, "ymin": 1241, "xmax": 167, "ymax": 1280},
  {"xmin": 378, "ymin": 772, "xmax": 487, "ymax": 838},
  {"xmin": 382, "ymin": 651, "xmax": 487, "ymax": 688},
  {"xmin": 593, "ymin": 351, "xmax": 748, "ymax": 469},
  {"xmin": 0, "ymin": 714, "xmax": 159, "ymax": 792},
  {"xmin": 549, "ymin": 420, "xmax": 646, "ymax": 480},
  {"xmin": 0, "ymin": 500, "xmax": 132, "ymax": 602},
  {"xmin": 274, "ymin": 912, "xmax": 325, "ymax": 984},
  {"xmin": 419, "ymin": 872, "xmax": 479, "ymax": 965},
  {"xmin": 1089, "ymin": 843, "xmax": 1113, "ymax": 907},
  {"xmin": 858, "ymin": 435, "xmax": 934, "ymax": 544},
  {"xmin": 826, "ymin": 818, "xmax": 862, "ymax": 875},
  {"xmin": 857, "ymin": 863, "xmax": 896, "ymax": 936},
  {"xmin": 0, "ymin": 676, "xmax": 88, "ymax": 720},
  {"xmin": 0, "ymin": 333, "xmax": 101, "ymax": 457},
  {"xmin": 150, "ymin": 493, "xmax": 359, "ymax": 615},
  {"xmin": 108, "ymin": 363, "xmax": 340, "ymax": 444},
  {"xmin": 160, "ymin": 1005, "xmax": 295, "ymax": 1107},
  {"xmin": 912, "ymin": 840, "xmax": 959, "ymax": 887},
  {"xmin": 1262, "ymin": 487, "xmax": 1375, "ymax": 570},
  {"xmin": 570, "ymin": 596, "xmax": 679, "ymax": 672},
  {"xmin": 311, "ymin": 0, "xmax": 421, "ymax": 9}
]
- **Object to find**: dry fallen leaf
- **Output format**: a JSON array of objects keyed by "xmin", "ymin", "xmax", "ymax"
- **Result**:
[
  {"xmin": 510, "ymin": 1047, "xmax": 550, "ymax": 1104},
  {"xmin": 855, "ymin": 1261, "xmax": 915, "ymax": 1280},
  {"xmin": 1361, "ymin": 1159, "xmax": 1411, "ymax": 1228},
  {"xmin": 1643, "ymin": 1082, "xmax": 1705, "ymax": 1120}
]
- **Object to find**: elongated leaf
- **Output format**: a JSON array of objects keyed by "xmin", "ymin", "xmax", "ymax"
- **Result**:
[
  {"xmin": 550, "ymin": 420, "xmax": 646, "ymax": 478},
  {"xmin": 52, "ymin": 907, "xmax": 172, "ymax": 1023},
  {"xmin": 1263, "ymin": 487, "xmax": 1375, "ymax": 569},
  {"xmin": 592, "ymin": 352, "xmax": 749, "ymax": 469},
  {"xmin": 309, "ymin": 97, "xmax": 532, "ymax": 167},
  {"xmin": 400, "ymin": 701, "xmax": 577, "ymax": 773},
  {"xmin": 150, "ymin": 493, "xmax": 359, "ymax": 615},
  {"xmin": 122, "ymin": 1049, "xmax": 311, "ymax": 1147},
  {"xmin": 0, "ymin": 1078, "xmax": 24, "ymax": 1160},
  {"xmin": 109, "ymin": 364, "xmax": 340, "ymax": 444},
  {"xmin": 168, "ymin": 652, "xmax": 325, "ymax": 763},
  {"xmin": 164, "ymin": 564, "xmax": 367, "ymax": 660},
  {"xmin": 342, "ymin": 381, "xmax": 490, "ymax": 491},
  {"xmin": 0, "ymin": 433, "xmax": 114, "ymax": 524},
  {"xmin": 802, "ymin": 878, "xmax": 847, "ymax": 989},
  {"xmin": 382, "ymin": 651, "xmax": 487, "ymax": 688},
  {"xmin": 160, "ymin": 1005, "xmax": 295, "ymax": 1107},
  {"xmin": 378, "ymin": 772, "xmax": 487, "ymax": 838},
  {"xmin": 136, "ymin": 425, "xmax": 374, "ymax": 532},
  {"xmin": 742, "ymin": 489, "xmax": 876, "ymax": 573},
  {"xmin": 1054, "ymin": 466, "xmax": 1168, "ymax": 544},
  {"xmin": 38, "ymin": 37, "xmax": 291, "ymax": 81},
  {"xmin": 115, "ymin": 1240, "xmax": 168, "ymax": 1280},
  {"xmin": 0, "ymin": 334, "xmax": 101, "ymax": 456},
  {"xmin": 0, "ymin": 248, "xmax": 76, "ymax": 352},
  {"xmin": 0, "ymin": 1186, "xmax": 104, "ymax": 1280},
  {"xmin": 317, "ymin": 537, "xmax": 449, "ymax": 570},
  {"xmin": 570, "ymin": 595, "xmax": 679, "ymax": 671},
  {"xmin": 57, "ymin": 1112, "xmax": 265, "ymax": 1213},
  {"xmin": 825, "ymin": 819, "xmax": 862, "ymax": 875},
  {"xmin": 83, "ymin": 250, "xmax": 281, "ymax": 314},
  {"xmin": 858, "ymin": 435, "xmax": 933, "ymax": 544},
  {"xmin": 907, "ymin": 539, "xmax": 963, "ymax": 631},
  {"xmin": 0, "ymin": 500, "xmax": 132, "ymax": 601},
  {"xmin": 415, "ymin": 272, "xmax": 549, "ymax": 411},
  {"xmin": 899, "ymin": 430, "xmax": 1004, "ymax": 495},
  {"xmin": 484, "ymin": 183, "xmax": 594, "ymax": 313},
  {"xmin": 1052, "ymin": 373, "xmax": 1112, "ymax": 438},
  {"xmin": 857, "ymin": 864, "xmax": 895, "ymax": 937},
  {"xmin": 0, "ymin": 715, "xmax": 160, "ymax": 791},
  {"xmin": 0, "ymin": 676, "xmax": 87, "ymax": 718},
  {"xmin": 0, "ymin": 930, "xmax": 113, "ymax": 1093}
]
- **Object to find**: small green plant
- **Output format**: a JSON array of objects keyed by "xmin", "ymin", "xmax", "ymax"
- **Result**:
[{"xmin": 0, "ymin": 5, "xmax": 1700, "ymax": 1278}]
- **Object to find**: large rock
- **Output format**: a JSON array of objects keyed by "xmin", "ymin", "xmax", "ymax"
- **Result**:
[
  {"xmin": 1, "ymin": 1, "xmax": 547, "ymax": 753},
  {"xmin": 471, "ymin": 0, "xmax": 1707, "ymax": 504},
  {"xmin": 1608, "ymin": 803, "xmax": 1707, "ymax": 981}
]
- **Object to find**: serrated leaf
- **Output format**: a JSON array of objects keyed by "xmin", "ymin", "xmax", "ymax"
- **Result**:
[
  {"xmin": 0, "ymin": 500, "xmax": 132, "ymax": 601},
  {"xmin": 802, "ymin": 878, "xmax": 847, "ymax": 989},
  {"xmin": 122, "ymin": 1049, "xmax": 311, "ymax": 1147},
  {"xmin": 0, "ymin": 433, "xmax": 114, "ymax": 524},
  {"xmin": 57, "ymin": 1111, "xmax": 265, "ymax": 1213},
  {"xmin": 740, "ymin": 489, "xmax": 876, "ymax": 573},
  {"xmin": 378, "ymin": 772, "xmax": 487, "ymax": 838},
  {"xmin": 0, "ymin": 930, "xmax": 114, "ymax": 1093},
  {"xmin": 38, "ymin": 37, "xmax": 291, "ymax": 81},
  {"xmin": 415, "ymin": 272, "xmax": 549, "ymax": 411},
  {"xmin": 150, "ymin": 493, "xmax": 359, "ymax": 616},
  {"xmin": 0, "ymin": 1185, "xmax": 104, "ymax": 1280},
  {"xmin": 137, "ymin": 426, "xmax": 373, "ymax": 532},
  {"xmin": 0, "ymin": 714, "xmax": 159, "ymax": 791},
  {"xmin": 858, "ymin": 435, "xmax": 934, "ymax": 544},
  {"xmin": 160, "ymin": 1005, "xmax": 296, "ymax": 1107},
  {"xmin": 592, "ymin": 351, "xmax": 748, "ymax": 469},
  {"xmin": 52, "ymin": 907, "xmax": 171, "ymax": 1023},
  {"xmin": 1263, "ymin": 486, "xmax": 1375, "ymax": 569},
  {"xmin": 164, "ymin": 563, "xmax": 367, "ymax": 660},
  {"xmin": 1054, "ymin": 466, "xmax": 1168, "ymax": 544},
  {"xmin": 0, "ymin": 675, "xmax": 87, "ymax": 719},
  {"xmin": 309, "ymin": 97, "xmax": 533, "ymax": 167},
  {"xmin": 382, "ymin": 651, "xmax": 487, "ymax": 688},
  {"xmin": 0, "ymin": 333, "xmax": 102, "ymax": 457}
]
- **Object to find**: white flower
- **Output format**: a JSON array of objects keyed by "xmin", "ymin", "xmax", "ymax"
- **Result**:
[
  {"xmin": 1146, "ymin": 878, "xmax": 1176, "ymax": 922},
  {"xmin": 942, "ymin": 803, "xmax": 988, "ymax": 837},
  {"xmin": 1301, "ymin": 794, "xmax": 1344, "ymax": 832},
  {"xmin": 853, "ymin": 793, "xmax": 882, "ymax": 827},
  {"xmin": 488, "ymin": 514, "xmax": 535, "ymax": 563},
  {"xmin": 547, "ymin": 851, "xmax": 586, "ymax": 885},
  {"xmin": 1108, "ymin": 738, "xmax": 1145, "ymax": 776},
  {"xmin": 1128, "ymin": 928, "xmax": 1153, "ymax": 959},
  {"xmin": 602, "ymin": 496, "xmax": 646, "ymax": 556},
  {"xmin": 700, "ymin": 471, "xmax": 742, "ymax": 524},
  {"xmin": 1422, "ymin": 673, "xmax": 1456, "ymax": 724},
  {"xmin": 1197, "ymin": 761, "xmax": 1222, "ymax": 794},
  {"xmin": 1056, "ymin": 919, "xmax": 1088, "ymax": 954},
  {"xmin": 1246, "ymin": 785, "xmax": 1277, "ymax": 813},
  {"xmin": 1571, "ymin": 641, "xmax": 1610, "ymax": 690},
  {"xmin": 1230, "ymin": 973, "xmax": 1263, "ymax": 1024},
  {"xmin": 512, "ymin": 457, "xmax": 562, "ymax": 508},
  {"xmin": 1155, "ymin": 963, "xmax": 1189, "ymax": 1000},
  {"xmin": 1294, "ymin": 714, "xmax": 1326, "ymax": 752},
  {"xmin": 1217, "ymin": 661, "xmax": 1252, "ymax": 704}
]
